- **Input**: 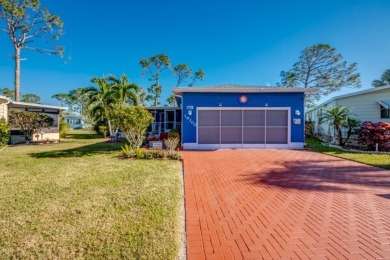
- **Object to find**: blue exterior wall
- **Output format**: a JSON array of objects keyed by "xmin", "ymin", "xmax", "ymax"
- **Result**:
[{"xmin": 181, "ymin": 92, "xmax": 305, "ymax": 144}]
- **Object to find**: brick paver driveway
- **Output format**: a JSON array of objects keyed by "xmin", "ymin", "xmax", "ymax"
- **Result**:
[{"xmin": 183, "ymin": 150, "xmax": 390, "ymax": 260}]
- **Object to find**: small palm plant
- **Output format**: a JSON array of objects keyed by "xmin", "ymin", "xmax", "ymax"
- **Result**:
[
  {"xmin": 343, "ymin": 117, "xmax": 360, "ymax": 146},
  {"xmin": 320, "ymin": 106, "xmax": 350, "ymax": 146}
]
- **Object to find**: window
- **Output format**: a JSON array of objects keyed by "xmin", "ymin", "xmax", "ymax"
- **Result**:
[{"xmin": 381, "ymin": 105, "xmax": 390, "ymax": 118}]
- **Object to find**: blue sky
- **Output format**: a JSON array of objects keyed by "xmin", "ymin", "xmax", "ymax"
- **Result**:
[{"xmin": 0, "ymin": 0, "xmax": 389, "ymax": 106}]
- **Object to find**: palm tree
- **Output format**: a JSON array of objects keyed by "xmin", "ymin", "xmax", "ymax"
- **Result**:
[
  {"xmin": 320, "ymin": 106, "xmax": 350, "ymax": 146},
  {"xmin": 343, "ymin": 118, "xmax": 360, "ymax": 146},
  {"xmin": 106, "ymin": 74, "xmax": 140, "ymax": 106},
  {"xmin": 88, "ymin": 77, "xmax": 117, "ymax": 137}
]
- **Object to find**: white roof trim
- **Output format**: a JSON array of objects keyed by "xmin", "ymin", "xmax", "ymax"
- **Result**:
[
  {"xmin": 0, "ymin": 95, "xmax": 10, "ymax": 101},
  {"xmin": 378, "ymin": 100, "xmax": 390, "ymax": 110},
  {"xmin": 173, "ymin": 87, "xmax": 317, "ymax": 94},
  {"xmin": 306, "ymin": 85, "xmax": 390, "ymax": 113},
  {"xmin": 10, "ymin": 101, "xmax": 67, "ymax": 110}
]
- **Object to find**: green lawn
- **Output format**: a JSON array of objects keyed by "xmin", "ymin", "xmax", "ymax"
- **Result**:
[
  {"xmin": 0, "ymin": 130, "xmax": 183, "ymax": 259},
  {"xmin": 306, "ymin": 138, "xmax": 390, "ymax": 169}
]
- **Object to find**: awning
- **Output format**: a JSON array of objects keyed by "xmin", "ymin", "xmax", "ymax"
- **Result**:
[{"xmin": 378, "ymin": 100, "xmax": 390, "ymax": 109}]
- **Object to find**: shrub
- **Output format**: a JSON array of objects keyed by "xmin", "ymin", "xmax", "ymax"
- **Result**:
[
  {"xmin": 165, "ymin": 137, "xmax": 180, "ymax": 155},
  {"xmin": 121, "ymin": 143, "xmax": 135, "ymax": 158},
  {"xmin": 98, "ymin": 125, "xmax": 108, "ymax": 138},
  {"xmin": 114, "ymin": 106, "xmax": 154, "ymax": 151},
  {"xmin": 357, "ymin": 121, "xmax": 390, "ymax": 151},
  {"xmin": 0, "ymin": 119, "xmax": 10, "ymax": 145},
  {"xmin": 59, "ymin": 120, "xmax": 70, "ymax": 138},
  {"xmin": 135, "ymin": 148, "xmax": 145, "ymax": 159},
  {"xmin": 168, "ymin": 151, "xmax": 182, "ymax": 160},
  {"xmin": 168, "ymin": 129, "xmax": 180, "ymax": 139}
]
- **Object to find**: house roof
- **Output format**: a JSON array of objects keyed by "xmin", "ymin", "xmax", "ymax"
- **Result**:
[
  {"xmin": 0, "ymin": 95, "xmax": 10, "ymax": 102},
  {"xmin": 145, "ymin": 107, "xmax": 181, "ymax": 110},
  {"xmin": 306, "ymin": 85, "xmax": 390, "ymax": 113},
  {"xmin": 10, "ymin": 101, "xmax": 68, "ymax": 110},
  {"xmin": 173, "ymin": 84, "xmax": 318, "ymax": 95}
]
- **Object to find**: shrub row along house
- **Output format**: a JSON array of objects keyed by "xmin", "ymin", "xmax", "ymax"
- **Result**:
[
  {"xmin": 149, "ymin": 85, "xmax": 315, "ymax": 150},
  {"xmin": 305, "ymin": 85, "xmax": 390, "ymax": 142},
  {"xmin": 0, "ymin": 95, "xmax": 66, "ymax": 143}
]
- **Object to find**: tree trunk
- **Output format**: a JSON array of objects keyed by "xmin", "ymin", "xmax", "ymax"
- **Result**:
[
  {"xmin": 337, "ymin": 127, "xmax": 343, "ymax": 146},
  {"xmin": 107, "ymin": 119, "xmax": 113, "ymax": 137},
  {"xmin": 14, "ymin": 47, "xmax": 21, "ymax": 102}
]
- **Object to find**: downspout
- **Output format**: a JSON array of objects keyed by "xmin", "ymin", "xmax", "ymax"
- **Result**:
[{"xmin": 175, "ymin": 94, "xmax": 183, "ymax": 147}]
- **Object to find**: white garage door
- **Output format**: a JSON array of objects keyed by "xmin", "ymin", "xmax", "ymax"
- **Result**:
[{"xmin": 198, "ymin": 108, "xmax": 289, "ymax": 148}]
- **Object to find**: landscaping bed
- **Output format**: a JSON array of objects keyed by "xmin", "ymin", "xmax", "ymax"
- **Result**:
[{"xmin": 0, "ymin": 130, "xmax": 183, "ymax": 259}]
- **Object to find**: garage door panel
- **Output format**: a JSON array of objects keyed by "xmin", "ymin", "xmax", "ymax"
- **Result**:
[
  {"xmin": 221, "ymin": 110, "xmax": 242, "ymax": 126},
  {"xmin": 221, "ymin": 127, "xmax": 242, "ymax": 144},
  {"xmin": 266, "ymin": 110, "xmax": 288, "ymax": 126},
  {"xmin": 266, "ymin": 127, "xmax": 288, "ymax": 144},
  {"xmin": 244, "ymin": 110, "xmax": 265, "ymax": 126},
  {"xmin": 199, "ymin": 127, "xmax": 220, "ymax": 144},
  {"xmin": 243, "ymin": 127, "xmax": 265, "ymax": 144},
  {"xmin": 198, "ymin": 110, "xmax": 219, "ymax": 126},
  {"xmin": 198, "ymin": 108, "xmax": 289, "ymax": 146}
]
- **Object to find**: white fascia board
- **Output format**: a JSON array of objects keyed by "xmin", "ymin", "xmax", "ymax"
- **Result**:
[
  {"xmin": 11, "ymin": 101, "xmax": 68, "ymax": 110},
  {"xmin": 172, "ymin": 87, "xmax": 318, "ymax": 95}
]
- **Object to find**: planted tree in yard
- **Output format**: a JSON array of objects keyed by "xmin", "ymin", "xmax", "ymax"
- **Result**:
[
  {"xmin": 320, "ymin": 106, "xmax": 359, "ymax": 146},
  {"xmin": 88, "ymin": 77, "xmax": 117, "ymax": 138},
  {"xmin": 107, "ymin": 74, "xmax": 140, "ymax": 106},
  {"xmin": 0, "ymin": 119, "xmax": 10, "ymax": 145},
  {"xmin": 140, "ymin": 54, "xmax": 171, "ymax": 106},
  {"xmin": 372, "ymin": 69, "xmax": 390, "ymax": 87},
  {"xmin": 280, "ymin": 44, "xmax": 361, "ymax": 106},
  {"xmin": 8, "ymin": 110, "xmax": 53, "ymax": 142},
  {"xmin": 0, "ymin": 0, "xmax": 64, "ymax": 101},
  {"xmin": 114, "ymin": 106, "xmax": 154, "ymax": 151},
  {"xmin": 59, "ymin": 120, "xmax": 70, "ymax": 138}
]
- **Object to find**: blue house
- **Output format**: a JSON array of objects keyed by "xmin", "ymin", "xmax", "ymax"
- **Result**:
[{"xmin": 172, "ymin": 85, "xmax": 315, "ymax": 150}]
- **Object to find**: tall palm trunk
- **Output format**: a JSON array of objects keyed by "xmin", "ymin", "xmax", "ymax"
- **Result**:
[{"xmin": 14, "ymin": 47, "xmax": 21, "ymax": 102}]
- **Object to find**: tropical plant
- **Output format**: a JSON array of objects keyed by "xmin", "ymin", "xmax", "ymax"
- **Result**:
[
  {"xmin": 107, "ymin": 74, "xmax": 140, "ymax": 106},
  {"xmin": 319, "ymin": 106, "xmax": 351, "ymax": 146},
  {"xmin": 87, "ymin": 77, "xmax": 117, "ymax": 138},
  {"xmin": 59, "ymin": 120, "xmax": 70, "ymax": 138},
  {"xmin": 114, "ymin": 106, "xmax": 154, "ymax": 151},
  {"xmin": 0, "ymin": 0, "xmax": 64, "ymax": 101},
  {"xmin": 8, "ymin": 110, "xmax": 53, "ymax": 142},
  {"xmin": 280, "ymin": 44, "xmax": 361, "ymax": 106},
  {"xmin": 343, "ymin": 117, "xmax": 360, "ymax": 146},
  {"xmin": 0, "ymin": 119, "xmax": 10, "ymax": 145},
  {"xmin": 372, "ymin": 69, "xmax": 390, "ymax": 88}
]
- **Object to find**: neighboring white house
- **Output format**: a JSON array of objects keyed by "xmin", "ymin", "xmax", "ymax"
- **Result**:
[
  {"xmin": 305, "ymin": 85, "xmax": 390, "ymax": 140},
  {"xmin": 0, "ymin": 95, "xmax": 10, "ymax": 120}
]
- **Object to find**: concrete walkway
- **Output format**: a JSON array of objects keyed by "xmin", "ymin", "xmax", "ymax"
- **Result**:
[{"xmin": 183, "ymin": 150, "xmax": 390, "ymax": 259}]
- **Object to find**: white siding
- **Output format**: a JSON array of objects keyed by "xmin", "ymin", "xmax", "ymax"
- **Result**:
[
  {"xmin": 0, "ymin": 101, "xmax": 7, "ymax": 121},
  {"xmin": 336, "ymin": 88, "xmax": 390, "ymax": 123},
  {"xmin": 305, "ymin": 87, "xmax": 390, "ymax": 141}
]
